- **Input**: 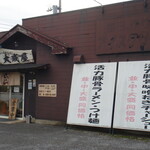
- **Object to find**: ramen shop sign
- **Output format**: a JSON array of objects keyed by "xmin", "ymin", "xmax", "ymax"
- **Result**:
[{"xmin": 0, "ymin": 48, "xmax": 34, "ymax": 64}]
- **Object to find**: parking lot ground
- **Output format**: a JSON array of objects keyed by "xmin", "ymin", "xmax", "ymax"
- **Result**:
[{"xmin": 0, "ymin": 122, "xmax": 150, "ymax": 150}]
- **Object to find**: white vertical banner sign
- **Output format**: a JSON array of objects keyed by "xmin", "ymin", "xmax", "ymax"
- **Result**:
[
  {"xmin": 67, "ymin": 63, "xmax": 117, "ymax": 128},
  {"xmin": 114, "ymin": 61, "xmax": 150, "ymax": 131}
]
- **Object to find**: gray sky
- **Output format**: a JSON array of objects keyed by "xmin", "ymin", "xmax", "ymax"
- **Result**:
[{"xmin": 0, "ymin": 0, "xmax": 131, "ymax": 32}]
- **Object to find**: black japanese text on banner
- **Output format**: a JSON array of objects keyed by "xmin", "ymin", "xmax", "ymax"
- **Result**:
[
  {"xmin": 67, "ymin": 63, "xmax": 117, "ymax": 128},
  {"xmin": 114, "ymin": 61, "xmax": 150, "ymax": 131},
  {"xmin": 0, "ymin": 48, "xmax": 34, "ymax": 65}
]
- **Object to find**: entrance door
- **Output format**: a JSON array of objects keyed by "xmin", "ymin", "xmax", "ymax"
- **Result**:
[{"xmin": 0, "ymin": 74, "xmax": 24, "ymax": 119}]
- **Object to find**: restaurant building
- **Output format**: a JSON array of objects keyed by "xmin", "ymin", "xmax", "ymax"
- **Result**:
[{"xmin": 0, "ymin": 0, "xmax": 150, "ymax": 131}]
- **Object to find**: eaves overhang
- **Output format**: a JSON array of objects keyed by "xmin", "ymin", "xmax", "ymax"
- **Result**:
[
  {"xmin": 0, "ymin": 64, "xmax": 49, "ymax": 72},
  {"xmin": 0, "ymin": 24, "xmax": 68, "ymax": 54}
]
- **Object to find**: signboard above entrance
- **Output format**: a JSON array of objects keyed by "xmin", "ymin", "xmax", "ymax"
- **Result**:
[{"xmin": 0, "ymin": 48, "xmax": 34, "ymax": 65}]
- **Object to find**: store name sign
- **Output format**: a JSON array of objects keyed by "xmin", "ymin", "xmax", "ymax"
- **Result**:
[{"xmin": 0, "ymin": 48, "xmax": 34, "ymax": 65}]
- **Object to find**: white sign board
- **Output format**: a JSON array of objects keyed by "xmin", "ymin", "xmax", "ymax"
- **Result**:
[
  {"xmin": 114, "ymin": 61, "xmax": 150, "ymax": 131},
  {"xmin": 0, "ymin": 48, "xmax": 34, "ymax": 64},
  {"xmin": 38, "ymin": 84, "xmax": 57, "ymax": 97},
  {"xmin": 67, "ymin": 63, "xmax": 117, "ymax": 128}
]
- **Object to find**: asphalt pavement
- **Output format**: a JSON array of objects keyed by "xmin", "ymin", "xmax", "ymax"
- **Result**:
[{"xmin": 0, "ymin": 122, "xmax": 150, "ymax": 150}]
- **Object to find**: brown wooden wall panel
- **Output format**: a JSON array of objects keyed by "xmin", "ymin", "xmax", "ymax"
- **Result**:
[
  {"xmin": 34, "ymin": 42, "xmax": 73, "ymax": 121},
  {"xmin": 96, "ymin": 12, "xmax": 150, "ymax": 54},
  {"xmin": 20, "ymin": 0, "xmax": 150, "ymax": 121},
  {"xmin": 23, "ymin": 0, "xmax": 150, "ymax": 57}
]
